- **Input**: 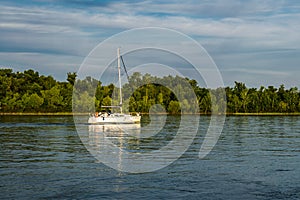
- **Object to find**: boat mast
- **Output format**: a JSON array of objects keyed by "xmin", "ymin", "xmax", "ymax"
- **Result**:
[{"xmin": 117, "ymin": 48, "xmax": 123, "ymax": 114}]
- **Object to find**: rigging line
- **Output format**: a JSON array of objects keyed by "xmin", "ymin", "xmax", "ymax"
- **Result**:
[{"xmin": 120, "ymin": 55, "xmax": 130, "ymax": 81}]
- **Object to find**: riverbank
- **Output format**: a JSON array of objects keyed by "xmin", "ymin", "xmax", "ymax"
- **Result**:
[
  {"xmin": 0, "ymin": 112, "xmax": 88, "ymax": 116},
  {"xmin": 1, "ymin": 112, "xmax": 300, "ymax": 116},
  {"xmin": 226, "ymin": 112, "xmax": 300, "ymax": 116}
]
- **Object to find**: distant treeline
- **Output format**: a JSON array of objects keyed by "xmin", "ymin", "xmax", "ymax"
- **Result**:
[{"xmin": 0, "ymin": 68, "xmax": 299, "ymax": 114}]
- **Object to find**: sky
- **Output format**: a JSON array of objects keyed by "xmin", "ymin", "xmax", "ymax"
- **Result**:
[{"xmin": 0, "ymin": 0, "xmax": 300, "ymax": 88}]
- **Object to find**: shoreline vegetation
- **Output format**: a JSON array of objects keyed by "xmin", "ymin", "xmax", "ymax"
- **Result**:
[
  {"xmin": 1, "ymin": 112, "xmax": 300, "ymax": 116},
  {"xmin": 1, "ymin": 68, "xmax": 299, "ymax": 115}
]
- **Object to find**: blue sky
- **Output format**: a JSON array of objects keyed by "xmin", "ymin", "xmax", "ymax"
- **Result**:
[{"xmin": 0, "ymin": 0, "xmax": 300, "ymax": 88}]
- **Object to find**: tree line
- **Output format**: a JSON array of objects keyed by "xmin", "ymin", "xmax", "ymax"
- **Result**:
[{"xmin": 0, "ymin": 68, "xmax": 299, "ymax": 114}]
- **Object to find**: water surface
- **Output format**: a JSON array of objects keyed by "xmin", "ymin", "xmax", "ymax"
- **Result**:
[{"xmin": 0, "ymin": 115, "xmax": 299, "ymax": 199}]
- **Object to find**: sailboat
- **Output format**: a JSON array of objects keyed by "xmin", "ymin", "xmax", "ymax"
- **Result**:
[{"xmin": 88, "ymin": 48, "xmax": 141, "ymax": 124}]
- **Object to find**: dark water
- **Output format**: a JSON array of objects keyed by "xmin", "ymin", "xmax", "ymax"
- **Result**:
[{"xmin": 0, "ymin": 115, "xmax": 299, "ymax": 199}]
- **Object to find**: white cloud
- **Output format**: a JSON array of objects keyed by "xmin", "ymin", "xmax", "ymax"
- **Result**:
[
  {"xmin": 0, "ymin": 1, "xmax": 299, "ymax": 87},
  {"xmin": 223, "ymin": 68, "xmax": 289, "ymax": 76},
  {"xmin": 0, "ymin": 52, "xmax": 81, "ymax": 80},
  {"xmin": 103, "ymin": 0, "xmax": 286, "ymax": 18}
]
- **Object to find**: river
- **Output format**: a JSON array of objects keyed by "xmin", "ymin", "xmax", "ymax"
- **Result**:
[{"xmin": 0, "ymin": 115, "xmax": 299, "ymax": 199}]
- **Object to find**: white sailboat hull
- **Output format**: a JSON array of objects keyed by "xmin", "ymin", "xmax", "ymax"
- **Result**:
[{"xmin": 88, "ymin": 114, "xmax": 141, "ymax": 124}]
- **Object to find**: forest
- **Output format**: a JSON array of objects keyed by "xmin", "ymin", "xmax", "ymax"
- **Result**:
[{"xmin": 0, "ymin": 68, "xmax": 299, "ymax": 114}]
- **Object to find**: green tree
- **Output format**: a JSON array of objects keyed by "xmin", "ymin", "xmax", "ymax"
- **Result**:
[
  {"xmin": 168, "ymin": 100, "xmax": 181, "ymax": 114},
  {"xmin": 73, "ymin": 91, "xmax": 95, "ymax": 112},
  {"xmin": 67, "ymin": 72, "xmax": 77, "ymax": 85},
  {"xmin": 25, "ymin": 93, "xmax": 44, "ymax": 111},
  {"xmin": 41, "ymin": 85, "xmax": 63, "ymax": 112}
]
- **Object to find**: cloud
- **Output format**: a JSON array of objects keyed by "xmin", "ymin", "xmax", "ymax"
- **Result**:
[
  {"xmin": 223, "ymin": 68, "xmax": 289, "ymax": 76},
  {"xmin": 221, "ymin": 69, "xmax": 299, "ymax": 88},
  {"xmin": 0, "ymin": 0, "xmax": 299, "ymax": 87},
  {"xmin": 2, "ymin": 5, "xmax": 299, "ymax": 50},
  {"xmin": 0, "ymin": 51, "xmax": 81, "ymax": 80},
  {"xmin": 43, "ymin": 0, "xmax": 286, "ymax": 18}
]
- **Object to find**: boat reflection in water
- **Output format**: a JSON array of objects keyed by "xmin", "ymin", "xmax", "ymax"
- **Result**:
[
  {"xmin": 89, "ymin": 123, "xmax": 141, "ymax": 136},
  {"xmin": 88, "ymin": 124, "xmax": 142, "ymax": 172},
  {"xmin": 86, "ymin": 115, "xmax": 183, "ymax": 173}
]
